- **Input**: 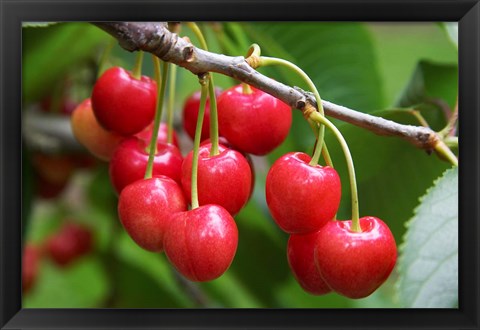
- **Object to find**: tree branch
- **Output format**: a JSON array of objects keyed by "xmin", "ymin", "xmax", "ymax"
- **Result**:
[{"xmin": 93, "ymin": 22, "xmax": 441, "ymax": 153}]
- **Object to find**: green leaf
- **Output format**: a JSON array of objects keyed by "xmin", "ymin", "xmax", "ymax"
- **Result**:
[
  {"xmin": 239, "ymin": 23, "xmax": 386, "ymax": 168},
  {"xmin": 22, "ymin": 22, "xmax": 110, "ymax": 102},
  {"xmin": 396, "ymin": 61, "xmax": 458, "ymax": 110},
  {"xmin": 114, "ymin": 231, "xmax": 193, "ymax": 307},
  {"xmin": 368, "ymin": 23, "xmax": 457, "ymax": 106},
  {"xmin": 397, "ymin": 167, "xmax": 458, "ymax": 308},
  {"xmin": 245, "ymin": 22, "xmax": 385, "ymax": 112},
  {"xmin": 23, "ymin": 257, "xmax": 110, "ymax": 308}
]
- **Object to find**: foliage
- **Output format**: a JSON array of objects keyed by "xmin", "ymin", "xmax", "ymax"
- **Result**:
[
  {"xmin": 22, "ymin": 22, "xmax": 458, "ymax": 308},
  {"xmin": 397, "ymin": 167, "xmax": 458, "ymax": 308}
]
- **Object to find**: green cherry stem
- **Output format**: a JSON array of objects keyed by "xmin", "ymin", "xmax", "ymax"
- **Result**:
[
  {"xmin": 186, "ymin": 22, "xmax": 208, "ymax": 50},
  {"xmin": 132, "ymin": 51, "xmax": 144, "ymax": 80},
  {"xmin": 310, "ymin": 111, "xmax": 360, "ymax": 232},
  {"xmin": 208, "ymin": 75, "xmax": 220, "ymax": 156},
  {"xmin": 186, "ymin": 22, "xmax": 220, "ymax": 156},
  {"xmin": 191, "ymin": 75, "xmax": 210, "ymax": 209},
  {"xmin": 242, "ymin": 83, "xmax": 253, "ymax": 94},
  {"xmin": 166, "ymin": 63, "xmax": 177, "ymax": 144},
  {"xmin": 306, "ymin": 117, "xmax": 334, "ymax": 167},
  {"xmin": 144, "ymin": 57, "xmax": 169, "ymax": 179},
  {"xmin": 258, "ymin": 56, "xmax": 328, "ymax": 167},
  {"xmin": 434, "ymin": 141, "xmax": 459, "ymax": 166}
]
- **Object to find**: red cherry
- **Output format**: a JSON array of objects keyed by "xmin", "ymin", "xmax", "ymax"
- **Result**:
[
  {"xmin": 182, "ymin": 88, "xmax": 222, "ymax": 141},
  {"xmin": 40, "ymin": 96, "xmax": 77, "ymax": 116},
  {"xmin": 91, "ymin": 67, "xmax": 157, "ymax": 135},
  {"xmin": 164, "ymin": 204, "xmax": 238, "ymax": 281},
  {"xmin": 46, "ymin": 222, "xmax": 93, "ymax": 267},
  {"xmin": 32, "ymin": 153, "xmax": 76, "ymax": 185},
  {"xmin": 217, "ymin": 85, "xmax": 292, "ymax": 155},
  {"xmin": 266, "ymin": 152, "xmax": 341, "ymax": 234},
  {"xmin": 200, "ymin": 137, "xmax": 256, "ymax": 201},
  {"xmin": 181, "ymin": 143, "xmax": 252, "ymax": 216},
  {"xmin": 32, "ymin": 152, "xmax": 76, "ymax": 198},
  {"xmin": 22, "ymin": 244, "xmax": 41, "ymax": 293},
  {"xmin": 314, "ymin": 217, "xmax": 397, "ymax": 299},
  {"xmin": 118, "ymin": 176, "xmax": 187, "ymax": 252},
  {"xmin": 136, "ymin": 122, "xmax": 180, "ymax": 149},
  {"xmin": 109, "ymin": 136, "xmax": 183, "ymax": 194},
  {"xmin": 71, "ymin": 98, "xmax": 124, "ymax": 161},
  {"xmin": 287, "ymin": 232, "xmax": 332, "ymax": 295},
  {"xmin": 35, "ymin": 173, "xmax": 68, "ymax": 199}
]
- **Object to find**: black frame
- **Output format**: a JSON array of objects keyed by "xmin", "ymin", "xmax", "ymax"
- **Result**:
[{"xmin": 1, "ymin": 0, "xmax": 479, "ymax": 329}]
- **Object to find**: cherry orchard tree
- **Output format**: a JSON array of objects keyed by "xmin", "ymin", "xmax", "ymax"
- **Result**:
[{"xmin": 21, "ymin": 21, "xmax": 458, "ymax": 308}]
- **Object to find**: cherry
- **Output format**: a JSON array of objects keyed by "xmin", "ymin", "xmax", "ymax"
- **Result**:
[
  {"xmin": 35, "ymin": 173, "xmax": 68, "ymax": 199},
  {"xmin": 22, "ymin": 244, "xmax": 41, "ymax": 293},
  {"xmin": 136, "ymin": 122, "xmax": 180, "ymax": 149},
  {"xmin": 217, "ymin": 84, "xmax": 292, "ymax": 155},
  {"xmin": 287, "ymin": 232, "xmax": 332, "ymax": 295},
  {"xmin": 91, "ymin": 66, "xmax": 157, "ymax": 135},
  {"xmin": 200, "ymin": 137, "xmax": 256, "ymax": 201},
  {"xmin": 181, "ymin": 143, "xmax": 252, "ymax": 216},
  {"xmin": 32, "ymin": 152, "xmax": 76, "ymax": 198},
  {"xmin": 109, "ymin": 136, "xmax": 183, "ymax": 194},
  {"xmin": 265, "ymin": 152, "xmax": 341, "ymax": 234},
  {"xmin": 314, "ymin": 217, "xmax": 397, "ymax": 299},
  {"xmin": 46, "ymin": 222, "xmax": 93, "ymax": 267},
  {"xmin": 40, "ymin": 96, "xmax": 77, "ymax": 116},
  {"xmin": 164, "ymin": 204, "xmax": 238, "ymax": 281},
  {"xmin": 118, "ymin": 176, "xmax": 187, "ymax": 252},
  {"xmin": 182, "ymin": 87, "xmax": 222, "ymax": 141},
  {"xmin": 71, "ymin": 98, "xmax": 124, "ymax": 161}
]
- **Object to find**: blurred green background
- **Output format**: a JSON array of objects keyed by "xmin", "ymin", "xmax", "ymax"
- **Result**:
[{"xmin": 21, "ymin": 22, "xmax": 458, "ymax": 308}]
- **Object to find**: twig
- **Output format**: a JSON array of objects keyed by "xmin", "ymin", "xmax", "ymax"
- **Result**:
[{"xmin": 93, "ymin": 22, "xmax": 443, "ymax": 153}]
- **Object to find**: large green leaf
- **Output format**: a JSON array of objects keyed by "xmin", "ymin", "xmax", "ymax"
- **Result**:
[
  {"xmin": 397, "ymin": 61, "xmax": 458, "ymax": 111},
  {"xmin": 368, "ymin": 23, "xmax": 457, "ymax": 106},
  {"xmin": 239, "ymin": 22, "xmax": 386, "ymax": 168},
  {"xmin": 245, "ymin": 22, "xmax": 385, "ymax": 113},
  {"xmin": 396, "ymin": 167, "xmax": 458, "ymax": 307}
]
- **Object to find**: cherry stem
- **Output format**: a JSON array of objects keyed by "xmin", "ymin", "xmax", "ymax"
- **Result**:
[
  {"xmin": 434, "ymin": 140, "xmax": 459, "ymax": 166},
  {"xmin": 310, "ymin": 112, "xmax": 360, "ymax": 232},
  {"xmin": 258, "ymin": 56, "xmax": 329, "ymax": 167},
  {"xmin": 191, "ymin": 75, "xmax": 210, "ymax": 209},
  {"xmin": 132, "ymin": 50, "xmax": 144, "ymax": 80},
  {"xmin": 144, "ymin": 57, "xmax": 169, "ymax": 179},
  {"xmin": 208, "ymin": 76, "xmax": 220, "ymax": 156},
  {"xmin": 210, "ymin": 23, "xmax": 244, "ymax": 56},
  {"xmin": 186, "ymin": 22, "xmax": 220, "ymax": 156},
  {"xmin": 166, "ymin": 63, "xmax": 177, "ymax": 144},
  {"xmin": 444, "ymin": 136, "xmax": 458, "ymax": 148},
  {"xmin": 307, "ymin": 118, "xmax": 334, "ymax": 167},
  {"xmin": 242, "ymin": 83, "xmax": 253, "ymax": 94},
  {"xmin": 439, "ymin": 98, "xmax": 459, "ymax": 138}
]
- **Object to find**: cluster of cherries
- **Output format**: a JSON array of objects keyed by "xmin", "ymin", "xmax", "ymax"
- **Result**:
[
  {"xmin": 70, "ymin": 65, "xmax": 291, "ymax": 281},
  {"xmin": 266, "ymin": 154, "xmax": 397, "ymax": 299},
  {"xmin": 70, "ymin": 61, "xmax": 397, "ymax": 297},
  {"xmin": 23, "ymin": 222, "xmax": 93, "ymax": 293}
]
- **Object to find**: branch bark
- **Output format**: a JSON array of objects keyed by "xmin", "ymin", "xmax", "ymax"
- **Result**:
[{"xmin": 93, "ymin": 22, "xmax": 440, "ymax": 152}]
